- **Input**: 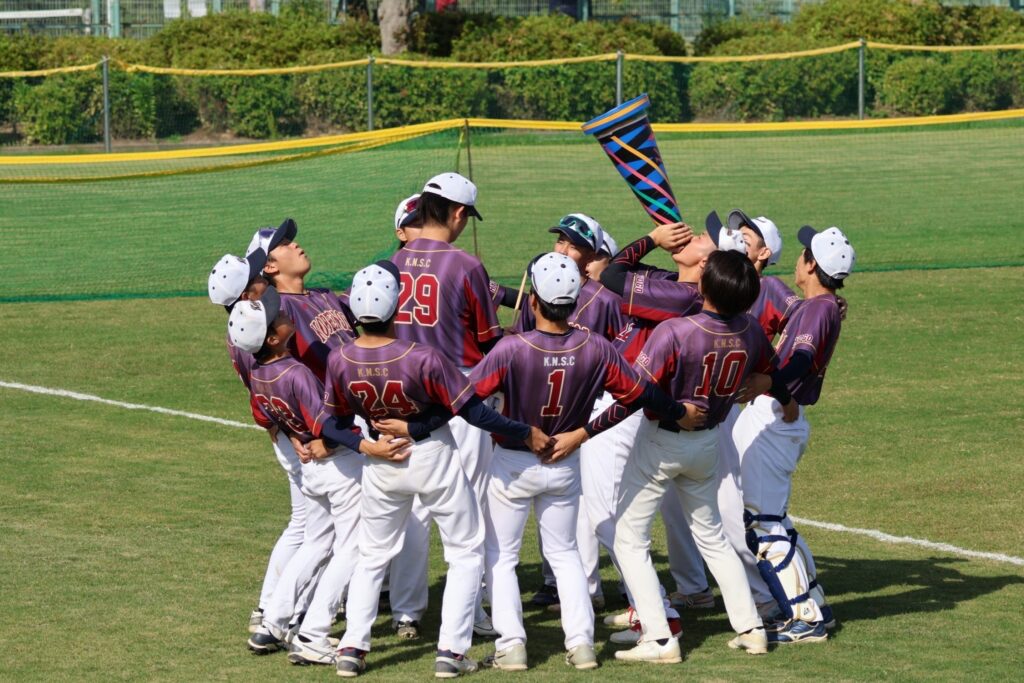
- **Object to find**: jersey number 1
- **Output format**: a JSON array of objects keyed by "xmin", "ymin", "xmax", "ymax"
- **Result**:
[
  {"xmin": 694, "ymin": 350, "xmax": 748, "ymax": 398},
  {"xmin": 541, "ymin": 369, "xmax": 565, "ymax": 417},
  {"xmin": 397, "ymin": 272, "xmax": 440, "ymax": 326}
]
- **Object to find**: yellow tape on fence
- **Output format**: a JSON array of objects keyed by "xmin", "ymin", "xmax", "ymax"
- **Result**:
[
  {"xmin": 117, "ymin": 58, "xmax": 370, "ymax": 76},
  {"xmin": 0, "ymin": 61, "xmax": 101, "ymax": 78},
  {"xmin": 867, "ymin": 41, "xmax": 1024, "ymax": 52},
  {"xmin": 375, "ymin": 54, "xmax": 617, "ymax": 69},
  {"xmin": 626, "ymin": 42, "xmax": 863, "ymax": 63}
]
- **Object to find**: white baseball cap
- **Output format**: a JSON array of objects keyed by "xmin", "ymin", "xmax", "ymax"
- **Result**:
[
  {"xmin": 246, "ymin": 218, "xmax": 297, "ymax": 259},
  {"xmin": 705, "ymin": 210, "xmax": 747, "ymax": 255},
  {"xmin": 531, "ymin": 252, "xmax": 581, "ymax": 305},
  {"xmin": 549, "ymin": 213, "xmax": 601, "ymax": 253},
  {"xmin": 729, "ymin": 210, "xmax": 783, "ymax": 266},
  {"xmin": 394, "ymin": 193, "xmax": 421, "ymax": 231},
  {"xmin": 349, "ymin": 260, "xmax": 401, "ymax": 323},
  {"xmin": 422, "ymin": 172, "xmax": 482, "ymax": 220},
  {"xmin": 798, "ymin": 225, "xmax": 856, "ymax": 279},
  {"xmin": 598, "ymin": 231, "xmax": 619, "ymax": 258},
  {"xmin": 228, "ymin": 286, "xmax": 281, "ymax": 353},
  {"xmin": 208, "ymin": 249, "xmax": 267, "ymax": 308}
]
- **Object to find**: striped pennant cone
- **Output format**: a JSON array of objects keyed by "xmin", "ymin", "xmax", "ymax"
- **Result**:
[{"xmin": 582, "ymin": 94, "xmax": 681, "ymax": 225}]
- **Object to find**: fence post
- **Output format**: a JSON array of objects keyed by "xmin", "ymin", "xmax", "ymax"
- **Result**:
[
  {"xmin": 857, "ymin": 37, "xmax": 866, "ymax": 120},
  {"xmin": 728, "ymin": 0, "xmax": 735, "ymax": 18},
  {"xmin": 271, "ymin": 0, "xmax": 280, "ymax": 16},
  {"xmin": 615, "ymin": 50, "xmax": 623, "ymax": 106},
  {"xmin": 366, "ymin": 55, "xmax": 375, "ymax": 132},
  {"xmin": 463, "ymin": 120, "xmax": 478, "ymax": 258},
  {"xmin": 213, "ymin": 0, "xmax": 222, "ymax": 12},
  {"xmin": 90, "ymin": 0, "xmax": 100, "ymax": 35},
  {"xmin": 108, "ymin": 0, "xmax": 121, "ymax": 37},
  {"xmin": 102, "ymin": 56, "xmax": 112, "ymax": 152}
]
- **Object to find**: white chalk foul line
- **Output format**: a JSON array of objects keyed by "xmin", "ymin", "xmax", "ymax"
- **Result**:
[
  {"xmin": 3, "ymin": 378, "xmax": 1023, "ymax": 569},
  {"xmin": 790, "ymin": 516, "xmax": 1024, "ymax": 567},
  {"xmin": 0, "ymin": 380, "xmax": 262, "ymax": 432}
]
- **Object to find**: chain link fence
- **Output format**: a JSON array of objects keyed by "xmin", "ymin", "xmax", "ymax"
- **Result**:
[{"xmin": 3, "ymin": 1, "xmax": 1021, "ymax": 41}]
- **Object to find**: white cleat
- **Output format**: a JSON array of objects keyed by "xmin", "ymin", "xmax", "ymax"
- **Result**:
[
  {"xmin": 603, "ymin": 606, "xmax": 636, "ymax": 627},
  {"xmin": 288, "ymin": 636, "xmax": 337, "ymax": 665},
  {"xmin": 566, "ymin": 644, "xmax": 599, "ymax": 670},
  {"xmin": 248, "ymin": 608, "xmax": 264, "ymax": 634},
  {"xmin": 483, "ymin": 643, "xmax": 528, "ymax": 671},
  {"xmin": 727, "ymin": 628, "xmax": 768, "ymax": 655},
  {"xmin": 614, "ymin": 638, "xmax": 682, "ymax": 664}
]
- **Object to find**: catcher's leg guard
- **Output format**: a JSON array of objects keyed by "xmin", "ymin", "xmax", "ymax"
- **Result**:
[{"xmin": 744, "ymin": 509, "xmax": 819, "ymax": 623}]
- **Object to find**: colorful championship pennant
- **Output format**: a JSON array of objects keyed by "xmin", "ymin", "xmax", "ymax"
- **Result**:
[{"xmin": 582, "ymin": 94, "xmax": 681, "ymax": 225}]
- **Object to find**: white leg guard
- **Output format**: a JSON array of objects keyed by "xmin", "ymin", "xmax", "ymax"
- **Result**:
[{"xmin": 745, "ymin": 510, "xmax": 822, "ymax": 623}]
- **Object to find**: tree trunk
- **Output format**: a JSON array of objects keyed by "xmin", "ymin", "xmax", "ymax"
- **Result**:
[{"xmin": 378, "ymin": 0, "xmax": 410, "ymax": 56}]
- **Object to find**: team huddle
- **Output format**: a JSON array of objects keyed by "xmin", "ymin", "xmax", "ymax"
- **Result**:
[{"xmin": 206, "ymin": 171, "xmax": 856, "ymax": 677}]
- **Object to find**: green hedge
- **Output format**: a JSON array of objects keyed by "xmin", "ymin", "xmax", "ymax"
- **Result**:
[{"xmin": 3, "ymin": 1, "xmax": 1024, "ymax": 145}]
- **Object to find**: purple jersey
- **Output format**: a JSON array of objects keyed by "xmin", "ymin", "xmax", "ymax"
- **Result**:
[
  {"xmin": 489, "ymin": 280, "xmax": 508, "ymax": 310},
  {"xmin": 773, "ymin": 294, "xmax": 843, "ymax": 406},
  {"xmin": 226, "ymin": 333, "xmax": 274, "ymax": 430},
  {"xmin": 323, "ymin": 339, "xmax": 476, "ymax": 423},
  {"xmin": 613, "ymin": 277, "xmax": 703, "ymax": 364},
  {"xmin": 513, "ymin": 279, "xmax": 627, "ymax": 342},
  {"xmin": 471, "ymin": 328, "xmax": 644, "ymax": 449},
  {"xmin": 390, "ymin": 238, "xmax": 502, "ymax": 369},
  {"xmin": 248, "ymin": 356, "xmax": 328, "ymax": 444},
  {"xmin": 751, "ymin": 275, "xmax": 799, "ymax": 340},
  {"xmin": 279, "ymin": 288, "xmax": 358, "ymax": 382},
  {"xmin": 635, "ymin": 312, "xmax": 775, "ymax": 428}
]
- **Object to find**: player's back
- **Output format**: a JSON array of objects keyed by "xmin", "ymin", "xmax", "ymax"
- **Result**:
[
  {"xmin": 472, "ymin": 328, "xmax": 642, "ymax": 449},
  {"xmin": 279, "ymin": 288, "xmax": 358, "ymax": 381},
  {"xmin": 390, "ymin": 237, "xmax": 501, "ymax": 369},
  {"xmin": 751, "ymin": 275, "xmax": 799, "ymax": 339},
  {"xmin": 638, "ymin": 312, "xmax": 773, "ymax": 428},
  {"xmin": 325, "ymin": 339, "xmax": 475, "ymax": 422},
  {"xmin": 514, "ymin": 279, "xmax": 626, "ymax": 342},
  {"xmin": 773, "ymin": 294, "xmax": 843, "ymax": 406},
  {"xmin": 248, "ymin": 355, "xmax": 325, "ymax": 443}
]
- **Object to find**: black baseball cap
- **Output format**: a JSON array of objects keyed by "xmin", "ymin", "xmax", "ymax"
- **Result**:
[{"xmin": 267, "ymin": 218, "xmax": 298, "ymax": 253}]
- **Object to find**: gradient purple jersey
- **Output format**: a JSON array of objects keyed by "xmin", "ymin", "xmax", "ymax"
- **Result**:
[
  {"xmin": 635, "ymin": 312, "xmax": 775, "ymax": 428},
  {"xmin": 513, "ymin": 279, "xmax": 628, "ymax": 342},
  {"xmin": 248, "ymin": 356, "xmax": 328, "ymax": 444},
  {"xmin": 613, "ymin": 276, "xmax": 703, "ymax": 364},
  {"xmin": 489, "ymin": 280, "xmax": 509, "ymax": 310},
  {"xmin": 751, "ymin": 275, "xmax": 799, "ymax": 339},
  {"xmin": 279, "ymin": 288, "xmax": 358, "ymax": 382},
  {"xmin": 773, "ymin": 294, "xmax": 843, "ymax": 406},
  {"xmin": 323, "ymin": 339, "xmax": 476, "ymax": 423},
  {"xmin": 226, "ymin": 333, "xmax": 275, "ymax": 430},
  {"xmin": 390, "ymin": 238, "xmax": 502, "ymax": 369},
  {"xmin": 471, "ymin": 328, "xmax": 644, "ymax": 449}
]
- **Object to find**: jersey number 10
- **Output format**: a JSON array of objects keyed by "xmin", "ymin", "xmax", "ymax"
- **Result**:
[{"xmin": 694, "ymin": 350, "xmax": 748, "ymax": 399}]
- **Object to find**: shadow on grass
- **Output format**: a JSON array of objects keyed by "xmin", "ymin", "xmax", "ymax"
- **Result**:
[{"xmin": 814, "ymin": 555, "xmax": 1024, "ymax": 627}]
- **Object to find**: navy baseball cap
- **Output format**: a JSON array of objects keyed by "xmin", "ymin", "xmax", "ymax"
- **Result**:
[
  {"xmin": 705, "ymin": 210, "xmax": 747, "ymax": 254},
  {"xmin": 247, "ymin": 218, "xmax": 297, "ymax": 258},
  {"xmin": 549, "ymin": 213, "xmax": 600, "ymax": 252}
]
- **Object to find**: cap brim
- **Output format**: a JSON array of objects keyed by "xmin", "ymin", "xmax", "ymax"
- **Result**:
[
  {"xmin": 729, "ymin": 209, "xmax": 763, "ymax": 241},
  {"xmin": 260, "ymin": 286, "xmax": 282, "ymax": 328},
  {"xmin": 549, "ymin": 226, "xmax": 594, "ymax": 252},
  {"xmin": 246, "ymin": 248, "xmax": 267, "ymax": 286},
  {"xmin": 705, "ymin": 211, "xmax": 724, "ymax": 247},
  {"xmin": 797, "ymin": 225, "xmax": 818, "ymax": 250},
  {"xmin": 267, "ymin": 218, "xmax": 298, "ymax": 253},
  {"xmin": 468, "ymin": 205, "xmax": 483, "ymax": 221}
]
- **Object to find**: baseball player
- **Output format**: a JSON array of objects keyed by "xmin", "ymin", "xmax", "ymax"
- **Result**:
[
  {"xmin": 231, "ymin": 287, "xmax": 399, "ymax": 663},
  {"xmin": 596, "ymin": 249, "xmax": 788, "ymax": 662},
  {"xmin": 326, "ymin": 261, "xmax": 551, "ymax": 679},
  {"xmin": 732, "ymin": 226, "xmax": 856, "ymax": 644},
  {"xmin": 468, "ymin": 253, "xmax": 684, "ymax": 671},
  {"xmin": 208, "ymin": 249, "xmax": 312, "ymax": 635}
]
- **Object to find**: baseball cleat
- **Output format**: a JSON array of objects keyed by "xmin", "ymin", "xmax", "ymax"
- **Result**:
[
  {"xmin": 603, "ymin": 606, "xmax": 636, "ymax": 627},
  {"xmin": 472, "ymin": 616, "xmax": 499, "ymax": 637},
  {"xmin": 610, "ymin": 616, "xmax": 681, "ymax": 645},
  {"xmin": 768, "ymin": 620, "xmax": 828, "ymax": 644},
  {"xmin": 566, "ymin": 644, "xmax": 599, "ymax": 670},
  {"xmin": 248, "ymin": 608, "xmax": 264, "ymax": 634},
  {"xmin": 394, "ymin": 618, "xmax": 420, "ymax": 639},
  {"xmin": 530, "ymin": 584, "xmax": 559, "ymax": 608},
  {"xmin": 482, "ymin": 643, "xmax": 528, "ymax": 671},
  {"xmin": 613, "ymin": 638, "xmax": 682, "ymax": 664},
  {"xmin": 727, "ymin": 627, "xmax": 768, "ymax": 655},
  {"xmin": 435, "ymin": 650, "xmax": 478, "ymax": 678},
  {"xmin": 335, "ymin": 648, "xmax": 367, "ymax": 677},
  {"xmin": 247, "ymin": 624, "xmax": 286, "ymax": 654},
  {"xmin": 668, "ymin": 587, "xmax": 715, "ymax": 610},
  {"xmin": 288, "ymin": 635, "xmax": 337, "ymax": 665}
]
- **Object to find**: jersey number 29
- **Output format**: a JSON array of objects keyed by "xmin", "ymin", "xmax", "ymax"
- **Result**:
[{"xmin": 396, "ymin": 273, "xmax": 440, "ymax": 326}]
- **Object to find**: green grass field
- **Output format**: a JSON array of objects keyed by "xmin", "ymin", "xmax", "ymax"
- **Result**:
[{"xmin": 1, "ymin": 122, "xmax": 1023, "ymax": 680}]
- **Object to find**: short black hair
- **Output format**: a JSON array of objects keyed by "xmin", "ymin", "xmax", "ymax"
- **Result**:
[
  {"xmin": 417, "ymin": 191, "xmax": 458, "ymax": 226},
  {"xmin": 359, "ymin": 312, "xmax": 397, "ymax": 335},
  {"xmin": 532, "ymin": 289, "xmax": 576, "ymax": 322},
  {"xmin": 701, "ymin": 250, "xmax": 760, "ymax": 317},
  {"xmin": 803, "ymin": 247, "xmax": 845, "ymax": 290}
]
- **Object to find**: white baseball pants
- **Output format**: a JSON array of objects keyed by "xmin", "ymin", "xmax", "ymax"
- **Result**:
[
  {"xmin": 258, "ymin": 432, "xmax": 307, "ymax": 611},
  {"xmin": 388, "ymin": 500, "xmax": 431, "ymax": 623},
  {"xmin": 615, "ymin": 420, "xmax": 762, "ymax": 641},
  {"xmin": 341, "ymin": 426, "xmax": 484, "ymax": 654},
  {"xmin": 485, "ymin": 447, "xmax": 594, "ymax": 652},
  {"xmin": 734, "ymin": 395, "xmax": 823, "ymax": 621}
]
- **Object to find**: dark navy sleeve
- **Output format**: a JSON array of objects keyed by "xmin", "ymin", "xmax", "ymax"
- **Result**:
[
  {"xmin": 458, "ymin": 394, "xmax": 531, "ymax": 441},
  {"xmin": 405, "ymin": 403, "xmax": 455, "ymax": 441},
  {"xmin": 320, "ymin": 414, "xmax": 364, "ymax": 453}
]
